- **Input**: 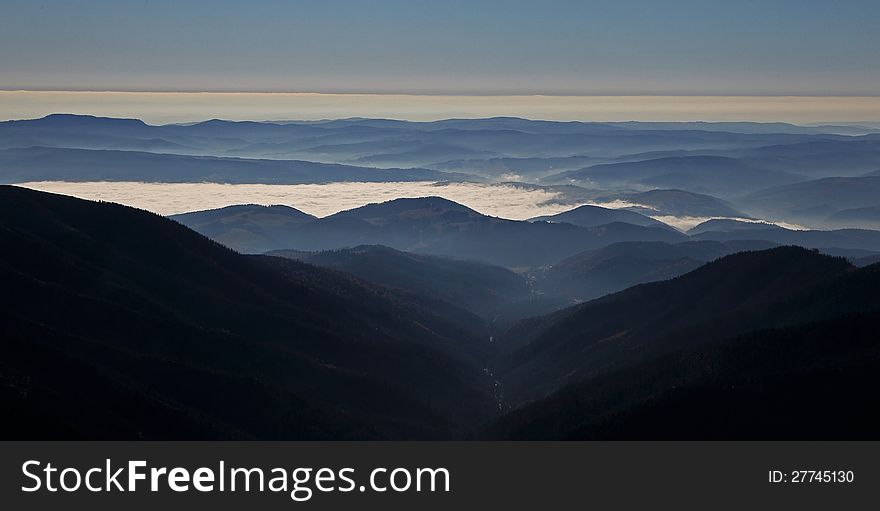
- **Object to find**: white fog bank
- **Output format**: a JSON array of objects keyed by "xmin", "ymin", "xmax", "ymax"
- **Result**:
[{"xmin": 16, "ymin": 181, "xmax": 587, "ymax": 220}]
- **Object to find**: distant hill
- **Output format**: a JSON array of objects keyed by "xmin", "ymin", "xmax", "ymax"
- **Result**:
[
  {"xmin": 529, "ymin": 204, "xmax": 669, "ymax": 229},
  {"xmin": 0, "ymin": 146, "xmax": 475, "ymax": 184},
  {"xmin": 537, "ymin": 240, "xmax": 778, "ymax": 302},
  {"xmin": 742, "ymin": 175, "xmax": 880, "ymax": 227},
  {"xmin": 691, "ymin": 223, "xmax": 880, "ymax": 251},
  {"xmin": 854, "ymin": 253, "xmax": 880, "ymax": 267},
  {"xmin": 170, "ymin": 204, "xmax": 316, "ymax": 253},
  {"xmin": 269, "ymin": 245, "xmax": 530, "ymax": 318},
  {"xmin": 1, "ymin": 114, "xmax": 858, "ymax": 179},
  {"xmin": 828, "ymin": 206, "xmax": 880, "ymax": 230},
  {"xmin": 0, "ymin": 185, "xmax": 495, "ymax": 439},
  {"xmin": 610, "ymin": 120, "xmax": 879, "ymax": 136},
  {"xmin": 174, "ymin": 196, "xmax": 688, "ymax": 266},
  {"xmin": 687, "ymin": 218, "xmax": 779, "ymax": 235},
  {"xmin": 603, "ymin": 189, "xmax": 746, "ymax": 218},
  {"xmin": 733, "ymin": 139, "xmax": 880, "ymax": 177},
  {"xmin": 544, "ymin": 156, "xmax": 803, "ymax": 197},
  {"xmin": 429, "ymin": 155, "xmax": 602, "ymax": 179}
]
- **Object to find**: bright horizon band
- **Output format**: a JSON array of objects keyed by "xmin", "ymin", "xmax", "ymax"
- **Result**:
[{"xmin": 2, "ymin": 91, "xmax": 880, "ymax": 125}]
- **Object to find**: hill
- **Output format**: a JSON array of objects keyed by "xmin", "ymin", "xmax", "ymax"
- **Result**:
[
  {"xmin": 742, "ymin": 175, "xmax": 880, "ymax": 227},
  {"xmin": 170, "ymin": 204, "xmax": 317, "ymax": 253},
  {"xmin": 268, "ymin": 245, "xmax": 530, "ymax": 318},
  {"xmin": 691, "ymin": 223, "xmax": 880, "ymax": 251},
  {"xmin": 544, "ymin": 156, "xmax": 803, "ymax": 197},
  {"xmin": 536, "ymin": 240, "xmax": 777, "ymax": 302},
  {"xmin": 827, "ymin": 206, "xmax": 880, "ymax": 230},
  {"xmin": 0, "ymin": 146, "xmax": 474, "ymax": 184},
  {"xmin": 496, "ymin": 247, "xmax": 866, "ymax": 404},
  {"xmin": 529, "ymin": 204, "xmax": 669, "ymax": 229},
  {"xmin": 487, "ymin": 310, "xmax": 880, "ymax": 439},
  {"xmin": 687, "ymin": 218, "xmax": 780, "ymax": 235},
  {"xmin": 610, "ymin": 189, "xmax": 745, "ymax": 218},
  {"xmin": 0, "ymin": 185, "xmax": 495, "ymax": 439},
  {"xmin": 174, "ymin": 197, "xmax": 688, "ymax": 266}
]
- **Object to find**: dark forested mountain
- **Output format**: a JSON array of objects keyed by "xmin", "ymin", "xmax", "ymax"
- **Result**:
[
  {"xmin": 529, "ymin": 204, "xmax": 669, "ymax": 229},
  {"xmin": 487, "ymin": 310, "xmax": 880, "ymax": 439},
  {"xmin": 4, "ymin": 113, "xmax": 880, "ymax": 441},
  {"xmin": 0, "ymin": 185, "xmax": 496, "ymax": 439},
  {"xmin": 268, "ymin": 245, "xmax": 531, "ymax": 318},
  {"xmin": 174, "ymin": 197, "xmax": 688, "ymax": 266},
  {"xmin": 3, "ymin": 185, "xmax": 878, "ymax": 440},
  {"xmin": 496, "ymin": 247, "xmax": 874, "ymax": 404},
  {"xmin": 0, "ymin": 146, "xmax": 473, "ymax": 184}
]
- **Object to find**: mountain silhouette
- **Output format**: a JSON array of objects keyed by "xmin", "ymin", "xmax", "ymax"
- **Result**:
[
  {"xmin": 0, "ymin": 146, "xmax": 474, "ymax": 184},
  {"xmin": 536, "ymin": 240, "xmax": 778, "ymax": 302},
  {"xmin": 608, "ymin": 189, "xmax": 745, "ymax": 218},
  {"xmin": 691, "ymin": 222, "xmax": 880, "ymax": 251},
  {"xmin": 487, "ymin": 309, "xmax": 880, "ymax": 439},
  {"xmin": 742, "ymin": 175, "xmax": 880, "ymax": 228},
  {"xmin": 544, "ymin": 156, "xmax": 803, "ymax": 197},
  {"xmin": 170, "ymin": 204, "xmax": 317, "ymax": 253},
  {"xmin": 175, "ymin": 196, "xmax": 688, "ymax": 266},
  {"xmin": 529, "ymin": 204, "xmax": 669, "ymax": 229},
  {"xmin": 496, "ymin": 247, "xmax": 865, "ymax": 404},
  {"xmin": 0, "ymin": 185, "xmax": 496, "ymax": 439}
]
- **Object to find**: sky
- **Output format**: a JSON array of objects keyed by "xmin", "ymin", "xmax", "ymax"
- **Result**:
[{"xmin": 2, "ymin": 0, "xmax": 879, "ymax": 96}]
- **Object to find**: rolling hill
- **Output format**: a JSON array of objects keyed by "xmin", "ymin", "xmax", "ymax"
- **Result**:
[
  {"xmin": 691, "ymin": 222, "xmax": 880, "ymax": 251},
  {"xmin": 544, "ymin": 156, "xmax": 803, "ymax": 196},
  {"xmin": 174, "ymin": 197, "xmax": 688, "ymax": 267},
  {"xmin": 0, "ymin": 146, "xmax": 474, "ymax": 184},
  {"xmin": 606, "ymin": 189, "xmax": 746, "ymax": 218},
  {"xmin": 529, "ymin": 204, "xmax": 669, "ymax": 229},
  {"xmin": 741, "ymin": 175, "xmax": 880, "ymax": 228}
]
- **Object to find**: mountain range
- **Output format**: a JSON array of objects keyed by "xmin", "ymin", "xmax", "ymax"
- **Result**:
[
  {"xmin": 4, "ymin": 112, "xmax": 880, "ymax": 441},
  {"xmin": 173, "ymin": 195, "xmax": 880, "ymax": 266},
  {"xmin": 173, "ymin": 197, "xmax": 688, "ymax": 267},
  {"xmin": 0, "ymin": 185, "xmax": 493, "ymax": 439},
  {"xmin": 0, "ymin": 146, "xmax": 473, "ymax": 185},
  {"xmin": 5, "ymin": 114, "xmax": 880, "ymax": 233},
  {"xmin": 3, "ymin": 185, "xmax": 879, "ymax": 439}
]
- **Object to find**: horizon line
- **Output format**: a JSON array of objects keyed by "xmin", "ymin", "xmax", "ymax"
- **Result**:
[
  {"xmin": 3, "ymin": 88, "xmax": 880, "ymax": 99},
  {"xmin": 7, "ymin": 112, "xmax": 880, "ymax": 127}
]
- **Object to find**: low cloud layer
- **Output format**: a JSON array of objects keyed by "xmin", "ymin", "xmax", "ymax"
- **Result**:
[{"xmin": 17, "ymin": 181, "xmax": 586, "ymax": 220}]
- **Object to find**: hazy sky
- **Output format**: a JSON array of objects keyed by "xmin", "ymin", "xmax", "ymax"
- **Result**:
[{"xmin": 2, "ymin": 0, "xmax": 879, "ymax": 95}]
